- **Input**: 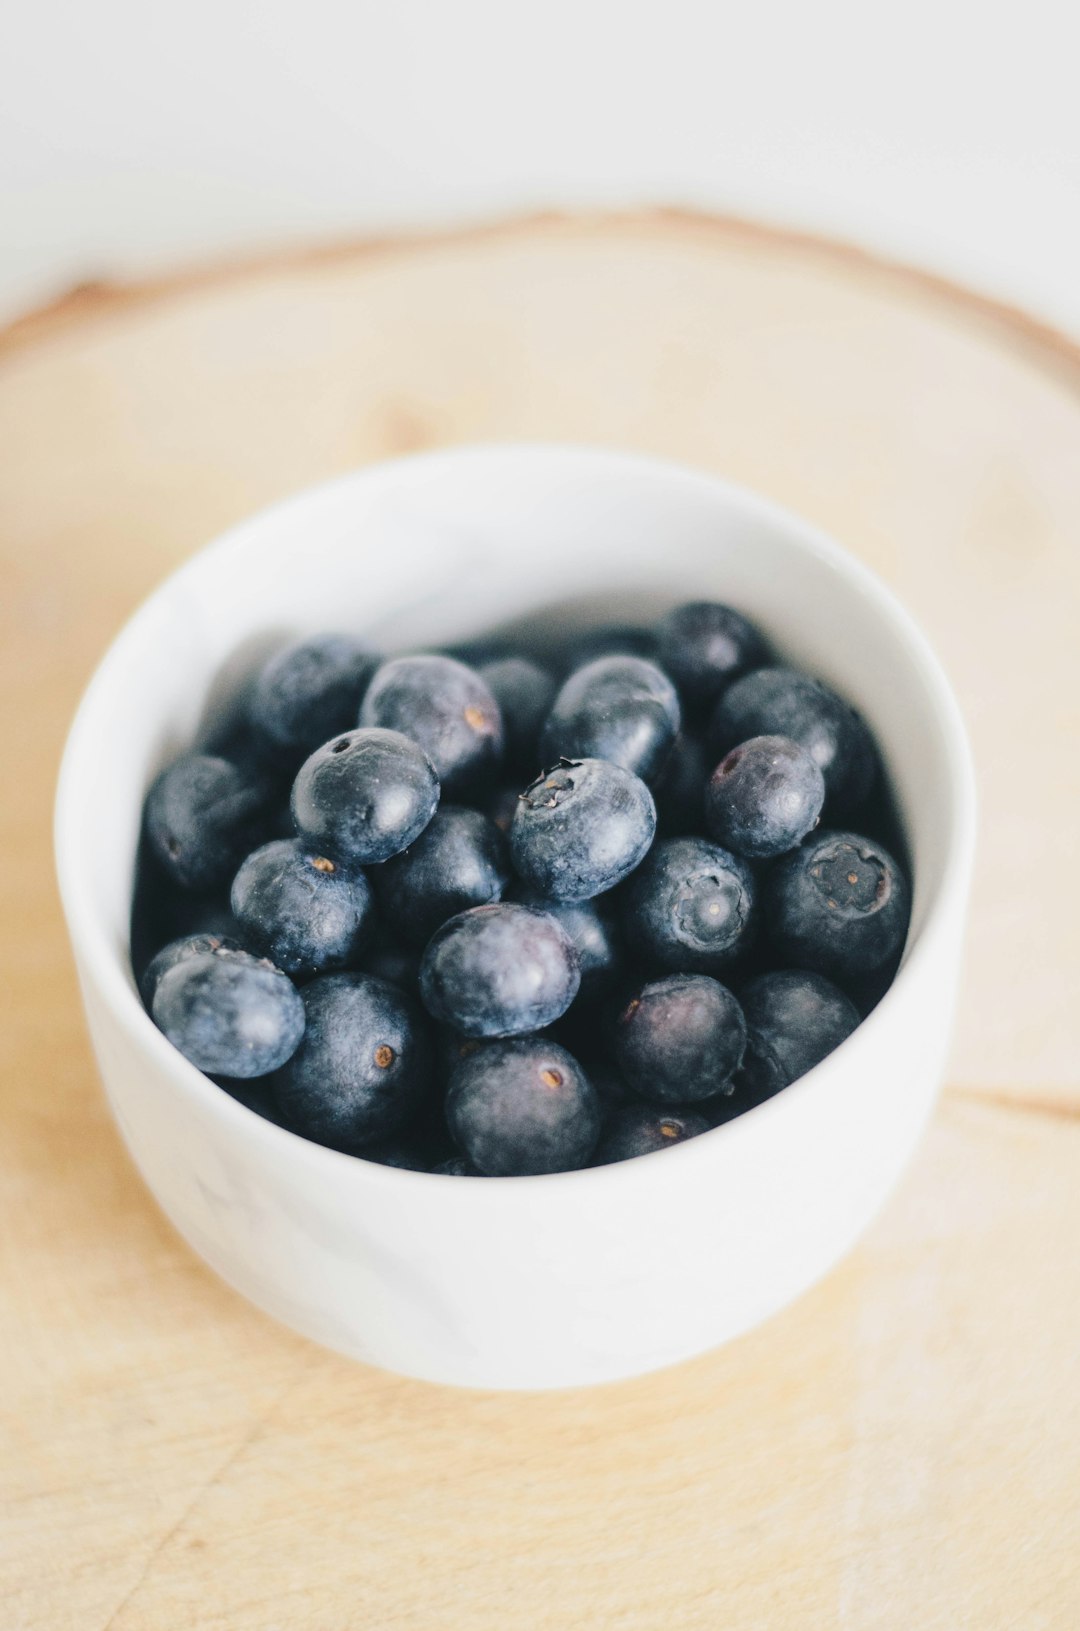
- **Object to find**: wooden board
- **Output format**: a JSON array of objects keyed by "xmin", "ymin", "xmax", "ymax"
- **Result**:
[{"xmin": 2, "ymin": 212, "xmax": 1078, "ymax": 1630}]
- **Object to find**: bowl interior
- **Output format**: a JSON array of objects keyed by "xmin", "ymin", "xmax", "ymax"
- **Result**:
[{"xmin": 58, "ymin": 445, "xmax": 969, "ymax": 1012}]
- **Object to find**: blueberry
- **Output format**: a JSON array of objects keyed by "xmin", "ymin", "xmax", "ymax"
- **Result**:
[
  {"xmin": 739, "ymin": 969, "xmax": 860, "ymax": 1090},
  {"xmin": 510, "ymin": 757, "xmax": 656, "ymax": 901},
  {"xmin": 478, "ymin": 656, "xmax": 557, "ymax": 772},
  {"xmin": 561, "ymin": 624, "xmax": 660, "ymax": 672},
  {"xmin": 709, "ymin": 667, "xmax": 877, "ymax": 817},
  {"xmin": 291, "ymin": 727, "xmax": 439, "ymax": 866},
  {"xmin": 484, "ymin": 783, "xmax": 523, "ymax": 835},
  {"xmin": 275, "ymin": 973, "xmax": 432, "ymax": 1149},
  {"xmin": 623, "ymin": 836, "xmax": 756, "ymax": 974},
  {"xmin": 540, "ymin": 656, "xmax": 681, "ymax": 783},
  {"xmin": 593, "ymin": 1105, "xmax": 709, "ymax": 1165},
  {"xmin": 144, "ymin": 753, "xmax": 272, "ymax": 892},
  {"xmin": 246, "ymin": 634, "xmax": 379, "ymax": 763},
  {"xmin": 656, "ymin": 601, "xmax": 768, "ymax": 713},
  {"xmin": 609, "ymin": 973, "xmax": 747, "ymax": 1102},
  {"xmin": 511, "ymin": 886, "xmax": 624, "ymax": 1002},
  {"xmin": 652, "ymin": 732, "xmax": 709, "ymax": 837},
  {"xmin": 705, "ymin": 733, "xmax": 825, "ymax": 858},
  {"xmin": 356, "ymin": 939, "xmax": 422, "ymax": 992},
  {"xmin": 360, "ymin": 654, "xmax": 503, "ymax": 795},
  {"xmin": 446, "ymin": 1038, "xmax": 601, "ymax": 1175},
  {"xmin": 767, "ymin": 829, "xmax": 911, "ymax": 981},
  {"xmin": 705, "ymin": 969, "xmax": 862, "ymax": 1124},
  {"xmin": 373, "ymin": 805, "xmax": 510, "ymax": 947},
  {"xmin": 152, "ymin": 949, "xmax": 305, "ymax": 1078},
  {"xmin": 230, "ymin": 837, "xmax": 375, "ymax": 978},
  {"xmin": 419, "ymin": 903, "xmax": 580, "ymax": 1037},
  {"xmin": 138, "ymin": 930, "xmax": 244, "ymax": 1008}
]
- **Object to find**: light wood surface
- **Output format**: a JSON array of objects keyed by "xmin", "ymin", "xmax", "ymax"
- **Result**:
[{"xmin": 2, "ymin": 212, "xmax": 1078, "ymax": 1629}]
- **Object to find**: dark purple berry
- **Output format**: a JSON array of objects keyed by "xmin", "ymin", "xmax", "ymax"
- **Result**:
[
  {"xmin": 593, "ymin": 1105, "xmax": 709, "ymax": 1164},
  {"xmin": 419, "ymin": 903, "xmax": 580, "ymax": 1038},
  {"xmin": 540, "ymin": 656, "xmax": 680, "ymax": 784},
  {"xmin": 609, "ymin": 973, "xmax": 747, "ymax": 1103},
  {"xmin": 705, "ymin": 734, "xmax": 824, "ymax": 858},
  {"xmin": 767, "ymin": 830, "xmax": 910, "ymax": 981},
  {"xmin": 152, "ymin": 949, "xmax": 304, "ymax": 1078},
  {"xmin": 374, "ymin": 805, "xmax": 510, "ymax": 947},
  {"xmin": 511, "ymin": 886, "xmax": 624, "ymax": 1002},
  {"xmin": 623, "ymin": 836, "xmax": 756, "ymax": 974},
  {"xmin": 656, "ymin": 601, "xmax": 767, "ymax": 712},
  {"xmin": 247, "ymin": 634, "xmax": 379, "ymax": 763},
  {"xmin": 740, "ymin": 969, "xmax": 859, "ymax": 1086},
  {"xmin": 511, "ymin": 757, "xmax": 656, "ymax": 900},
  {"xmin": 275, "ymin": 973, "xmax": 433, "ymax": 1150},
  {"xmin": 446, "ymin": 1038, "xmax": 601, "ymax": 1175},
  {"xmin": 144, "ymin": 753, "xmax": 272, "ymax": 892},
  {"xmin": 710, "ymin": 667, "xmax": 877, "ymax": 816},
  {"xmin": 291, "ymin": 727, "xmax": 439, "ymax": 867},
  {"xmin": 360, "ymin": 654, "xmax": 503, "ymax": 795},
  {"xmin": 138, "ymin": 930, "xmax": 244, "ymax": 1008},
  {"xmin": 230, "ymin": 837, "xmax": 375, "ymax": 978}
]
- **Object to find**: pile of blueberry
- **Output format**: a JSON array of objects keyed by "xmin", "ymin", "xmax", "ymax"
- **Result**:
[{"xmin": 134, "ymin": 602, "xmax": 910, "ymax": 1177}]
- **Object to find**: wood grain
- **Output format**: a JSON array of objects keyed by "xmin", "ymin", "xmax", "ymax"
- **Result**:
[{"xmin": 1, "ymin": 212, "xmax": 1078, "ymax": 1630}]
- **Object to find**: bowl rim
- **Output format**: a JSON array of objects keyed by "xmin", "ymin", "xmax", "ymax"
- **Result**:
[{"xmin": 55, "ymin": 441, "xmax": 977, "ymax": 1189}]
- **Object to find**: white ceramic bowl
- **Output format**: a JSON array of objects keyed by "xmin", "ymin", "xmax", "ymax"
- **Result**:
[{"xmin": 56, "ymin": 445, "xmax": 975, "ymax": 1390}]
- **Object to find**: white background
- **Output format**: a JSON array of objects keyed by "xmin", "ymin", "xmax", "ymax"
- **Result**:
[{"xmin": 3, "ymin": 0, "xmax": 1079, "ymax": 333}]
